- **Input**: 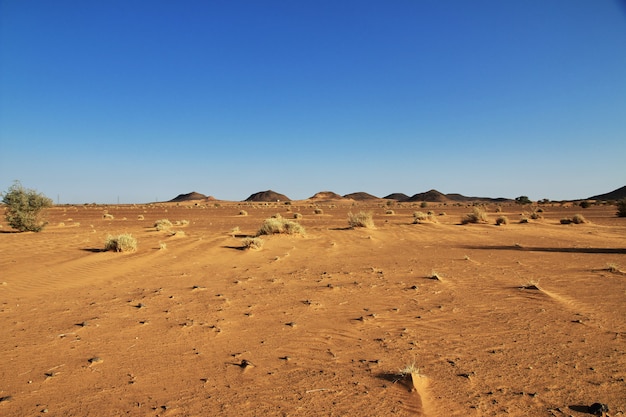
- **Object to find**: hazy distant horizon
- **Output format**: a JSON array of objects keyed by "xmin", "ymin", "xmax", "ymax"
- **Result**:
[{"xmin": 2, "ymin": 1, "xmax": 625, "ymax": 204}]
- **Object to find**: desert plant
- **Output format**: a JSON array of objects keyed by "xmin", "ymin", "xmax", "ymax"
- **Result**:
[
  {"xmin": 241, "ymin": 237, "xmax": 264, "ymax": 250},
  {"xmin": 495, "ymin": 215, "xmax": 509, "ymax": 225},
  {"xmin": 571, "ymin": 214, "xmax": 587, "ymax": 224},
  {"xmin": 239, "ymin": 210, "xmax": 248, "ymax": 216},
  {"xmin": 104, "ymin": 234, "xmax": 137, "ymax": 252},
  {"xmin": 385, "ymin": 209, "xmax": 395, "ymax": 215},
  {"xmin": 257, "ymin": 217, "xmax": 305, "ymax": 236},
  {"xmin": 461, "ymin": 207, "xmax": 488, "ymax": 224},
  {"xmin": 314, "ymin": 208, "xmax": 324, "ymax": 215},
  {"xmin": 103, "ymin": 213, "xmax": 114, "ymax": 220},
  {"xmin": 560, "ymin": 218, "xmax": 573, "ymax": 224},
  {"xmin": 137, "ymin": 214, "xmax": 145, "ymax": 220},
  {"xmin": 348, "ymin": 211, "xmax": 375, "ymax": 228},
  {"xmin": 1, "ymin": 181, "xmax": 53, "ymax": 232},
  {"xmin": 398, "ymin": 361, "xmax": 423, "ymax": 391},
  {"xmin": 154, "ymin": 219, "xmax": 173, "ymax": 231},
  {"xmin": 293, "ymin": 212, "xmax": 303, "ymax": 219},
  {"xmin": 579, "ymin": 200, "xmax": 591, "ymax": 209},
  {"xmin": 515, "ymin": 196, "xmax": 532, "ymax": 205},
  {"xmin": 616, "ymin": 198, "xmax": 626, "ymax": 217}
]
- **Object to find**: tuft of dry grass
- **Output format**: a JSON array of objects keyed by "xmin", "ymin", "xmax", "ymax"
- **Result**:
[
  {"xmin": 239, "ymin": 210, "xmax": 248, "ymax": 216},
  {"xmin": 241, "ymin": 237, "xmax": 264, "ymax": 250},
  {"xmin": 154, "ymin": 219, "xmax": 173, "ymax": 231},
  {"xmin": 461, "ymin": 207, "xmax": 488, "ymax": 224},
  {"xmin": 314, "ymin": 208, "xmax": 324, "ymax": 215},
  {"xmin": 257, "ymin": 217, "xmax": 305, "ymax": 236},
  {"xmin": 103, "ymin": 213, "xmax": 114, "ymax": 220},
  {"xmin": 348, "ymin": 211, "xmax": 375, "ymax": 229},
  {"xmin": 104, "ymin": 234, "xmax": 137, "ymax": 252},
  {"xmin": 495, "ymin": 215, "xmax": 509, "ymax": 226}
]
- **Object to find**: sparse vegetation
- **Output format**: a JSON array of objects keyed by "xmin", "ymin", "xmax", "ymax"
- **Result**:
[
  {"xmin": 154, "ymin": 219, "xmax": 173, "ymax": 231},
  {"xmin": 293, "ymin": 212, "xmax": 303, "ymax": 219},
  {"xmin": 495, "ymin": 215, "xmax": 509, "ymax": 225},
  {"xmin": 515, "ymin": 196, "xmax": 532, "ymax": 205},
  {"xmin": 1, "ymin": 181, "xmax": 53, "ymax": 232},
  {"xmin": 314, "ymin": 208, "xmax": 324, "ymax": 215},
  {"xmin": 104, "ymin": 234, "xmax": 137, "ymax": 252},
  {"xmin": 241, "ymin": 237, "xmax": 264, "ymax": 250},
  {"xmin": 348, "ymin": 211, "xmax": 375, "ymax": 228},
  {"xmin": 412, "ymin": 211, "xmax": 437, "ymax": 224},
  {"xmin": 385, "ymin": 209, "xmax": 395, "ymax": 215},
  {"xmin": 257, "ymin": 217, "xmax": 305, "ymax": 236},
  {"xmin": 239, "ymin": 210, "xmax": 248, "ymax": 216},
  {"xmin": 137, "ymin": 214, "xmax": 145, "ymax": 220},
  {"xmin": 571, "ymin": 214, "xmax": 587, "ymax": 224},
  {"xmin": 103, "ymin": 213, "xmax": 114, "ymax": 220},
  {"xmin": 461, "ymin": 207, "xmax": 488, "ymax": 224}
]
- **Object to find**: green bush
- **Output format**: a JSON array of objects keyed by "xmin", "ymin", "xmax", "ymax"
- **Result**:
[
  {"xmin": 104, "ymin": 234, "xmax": 137, "ymax": 252},
  {"xmin": 617, "ymin": 198, "xmax": 626, "ymax": 217},
  {"xmin": 2, "ymin": 181, "xmax": 53, "ymax": 232},
  {"xmin": 348, "ymin": 211, "xmax": 375, "ymax": 228}
]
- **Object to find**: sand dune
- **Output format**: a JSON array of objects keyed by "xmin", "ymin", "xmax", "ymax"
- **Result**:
[{"xmin": 0, "ymin": 202, "xmax": 624, "ymax": 416}]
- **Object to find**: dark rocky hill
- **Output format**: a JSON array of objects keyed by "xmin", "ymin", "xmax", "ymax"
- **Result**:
[{"xmin": 244, "ymin": 190, "xmax": 291, "ymax": 202}]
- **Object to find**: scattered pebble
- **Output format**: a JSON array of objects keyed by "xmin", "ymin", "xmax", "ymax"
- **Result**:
[{"xmin": 88, "ymin": 357, "xmax": 103, "ymax": 365}]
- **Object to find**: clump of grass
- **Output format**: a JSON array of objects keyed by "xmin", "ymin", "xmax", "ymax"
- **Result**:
[
  {"xmin": 137, "ymin": 214, "xmax": 145, "ymax": 220},
  {"xmin": 519, "ymin": 217, "xmax": 529, "ymax": 223},
  {"xmin": 314, "ymin": 208, "xmax": 324, "ymax": 215},
  {"xmin": 159, "ymin": 242, "xmax": 167, "ymax": 250},
  {"xmin": 429, "ymin": 271, "xmax": 442, "ymax": 280},
  {"xmin": 154, "ymin": 219, "xmax": 173, "ymax": 231},
  {"xmin": 257, "ymin": 217, "xmax": 305, "ymax": 236},
  {"xmin": 293, "ymin": 212, "xmax": 303, "ymax": 219},
  {"xmin": 413, "ymin": 211, "xmax": 437, "ymax": 224},
  {"xmin": 617, "ymin": 198, "xmax": 626, "ymax": 217},
  {"xmin": 104, "ymin": 234, "xmax": 137, "ymax": 252},
  {"xmin": 239, "ymin": 210, "xmax": 248, "ymax": 216},
  {"xmin": 175, "ymin": 219, "xmax": 190, "ymax": 226},
  {"xmin": 606, "ymin": 263, "xmax": 621, "ymax": 273},
  {"xmin": 398, "ymin": 361, "xmax": 423, "ymax": 391},
  {"xmin": 241, "ymin": 237, "xmax": 264, "ymax": 250},
  {"xmin": 461, "ymin": 207, "xmax": 488, "ymax": 224},
  {"xmin": 348, "ymin": 211, "xmax": 375, "ymax": 229},
  {"xmin": 495, "ymin": 215, "xmax": 509, "ymax": 226},
  {"xmin": 103, "ymin": 213, "xmax": 114, "ymax": 220},
  {"xmin": 385, "ymin": 209, "xmax": 395, "ymax": 215},
  {"xmin": 572, "ymin": 214, "xmax": 587, "ymax": 224}
]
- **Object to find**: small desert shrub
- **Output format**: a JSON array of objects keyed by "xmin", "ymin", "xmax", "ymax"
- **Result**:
[
  {"xmin": 495, "ymin": 215, "xmax": 509, "ymax": 226},
  {"xmin": 560, "ymin": 218, "xmax": 573, "ymax": 225},
  {"xmin": 385, "ymin": 209, "xmax": 395, "ymax": 215},
  {"xmin": 257, "ymin": 217, "xmax": 305, "ymax": 236},
  {"xmin": 239, "ymin": 210, "xmax": 248, "ymax": 216},
  {"xmin": 519, "ymin": 217, "xmax": 529, "ymax": 223},
  {"xmin": 241, "ymin": 237, "xmax": 264, "ymax": 250},
  {"xmin": 495, "ymin": 205, "xmax": 502, "ymax": 213},
  {"xmin": 103, "ymin": 213, "xmax": 114, "ymax": 220},
  {"xmin": 348, "ymin": 211, "xmax": 375, "ymax": 229},
  {"xmin": 529, "ymin": 211, "xmax": 542, "ymax": 220},
  {"xmin": 314, "ymin": 208, "xmax": 324, "ymax": 215},
  {"xmin": 104, "ymin": 234, "xmax": 137, "ymax": 252},
  {"xmin": 579, "ymin": 200, "xmax": 591, "ymax": 209},
  {"xmin": 293, "ymin": 212, "xmax": 302, "ymax": 219},
  {"xmin": 420, "ymin": 202, "xmax": 428, "ymax": 208},
  {"xmin": 461, "ymin": 207, "xmax": 488, "ymax": 224},
  {"xmin": 571, "ymin": 214, "xmax": 587, "ymax": 224},
  {"xmin": 413, "ymin": 211, "xmax": 436, "ymax": 224},
  {"xmin": 137, "ymin": 214, "xmax": 145, "ymax": 220},
  {"xmin": 616, "ymin": 198, "xmax": 626, "ymax": 217},
  {"xmin": 175, "ymin": 219, "xmax": 190, "ymax": 226},
  {"xmin": 154, "ymin": 219, "xmax": 173, "ymax": 231},
  {"xmin": 1, "ymin": 182, "xmax": 54, "ymax": 232}
]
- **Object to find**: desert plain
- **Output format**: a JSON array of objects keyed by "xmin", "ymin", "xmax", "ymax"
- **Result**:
[{"xmin": 0, "ymin": 199, "xmax": 624, "ymax": 417}]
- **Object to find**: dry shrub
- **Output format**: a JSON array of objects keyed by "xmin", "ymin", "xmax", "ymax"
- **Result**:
[
  {"xmin": 385, "ymin": 209, "xmax": 395, "ymax": 215},
  {"xmin": 348, "ymin": 211, "xmax": 375, "ymax": 228},
  {"xmin": 461, "ymin": 207, "xmax": 488, "ymax": 224},
  {"xmin": 257, "ymin": 217, "xmax": 305, "ymax": 236},
  {"xmin": 572, "ymin": 214, "xmax": 587, "ymax": 224},
  {"xmin": 239, "ymin": 210, "xmax": 248, "ymax": 216},
  {"xmin": 413, "ymin": 211, "xmax": 437, "ymax": 224},
  {"xmin": 496, "ymin": 215, "xmax": 509, "ymax": 226},
  {"xmin": 154, "ymin": 219, "xmax": 173, "ymax": 231},
  {"xmin": 314, "ymin": 208, "xmax": 324, "ymax": 215},
  {"xmin": 293, "ymin": 212, "xmax": 303, "ymax": 219},
  {"xmin": 104, "ymin": 234, "xmax": 137, "ymax": 252},
  {"xmin": 103, "ymin": 213, "xmax": 114, "ymax": 220},
  {"xmin": 241, "ymin": 237, "xmax": 264, "ymax": 250}
]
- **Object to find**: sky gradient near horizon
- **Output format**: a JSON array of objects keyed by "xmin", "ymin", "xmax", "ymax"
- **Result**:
[{"xmin": 1, "ymin": 1, "xmax": 625, "ymax": 204}]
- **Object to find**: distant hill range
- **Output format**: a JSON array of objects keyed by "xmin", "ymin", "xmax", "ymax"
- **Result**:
[
  {"xmin": 588, "ymin": 185, "xmax": 626, "ymax": 201},
  {"xmin": 245, "ymin": 190, "xmax": 291, "ymax": 202},
  {"xmin": 385, "ymin": 189, "xmax": 510, "ymax": 203},
  {"xmin": 168, "ymin": 192, "xmax": 214, "ymax": 202},
  {"xmin": 166, "ymin": 186, "xmax": 626, "ymax": 204}
]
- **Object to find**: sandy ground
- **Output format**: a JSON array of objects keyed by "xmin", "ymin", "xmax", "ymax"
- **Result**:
[{"xmin": 1, "ymin": 201, "xmax": 624, "ymax": 417}]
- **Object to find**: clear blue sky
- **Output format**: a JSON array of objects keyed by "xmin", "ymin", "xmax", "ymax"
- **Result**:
[{"xmin": 1, "ymin": 1, "xmax": 625, "ymax": 203}]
